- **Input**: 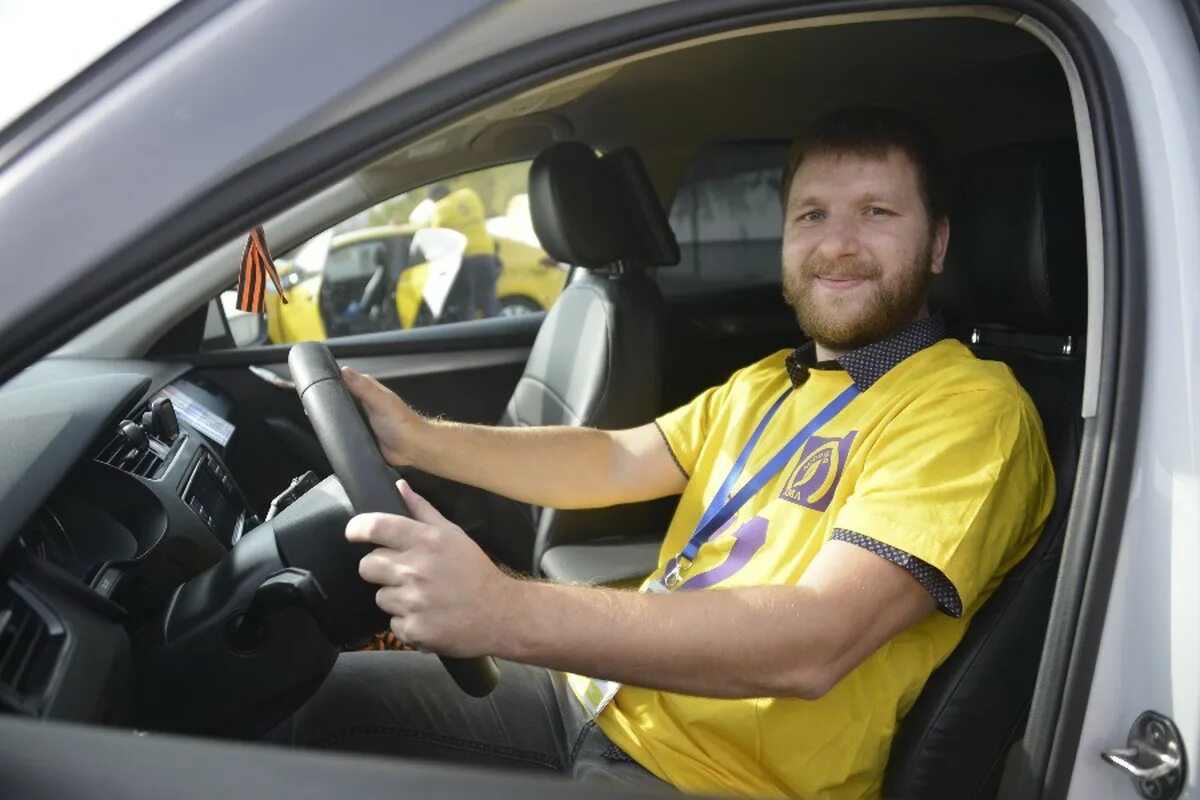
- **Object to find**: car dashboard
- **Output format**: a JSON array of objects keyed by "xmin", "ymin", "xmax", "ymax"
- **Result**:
[{"xmin": 0, "ymin": 357, "xmax": 256, "ymax": 723}]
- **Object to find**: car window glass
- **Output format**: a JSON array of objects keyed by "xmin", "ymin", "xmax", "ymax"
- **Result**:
[
  {"xmin": 221, "ymin": 161, "xmax": 566, "ymax": 347},
  {"xmin": 659, "ymin": 142, "xmax": 789, "ymax": 296}
]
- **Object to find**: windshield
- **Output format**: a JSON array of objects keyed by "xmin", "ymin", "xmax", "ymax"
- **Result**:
[{"xmin": 0, "ymin": 0, "xmax": 177, "ymax": 131}]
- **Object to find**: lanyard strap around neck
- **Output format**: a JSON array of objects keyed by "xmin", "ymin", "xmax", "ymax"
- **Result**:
[{"xmin": 678, "ymin": 382, "xmax": 860, "ymax": 563}]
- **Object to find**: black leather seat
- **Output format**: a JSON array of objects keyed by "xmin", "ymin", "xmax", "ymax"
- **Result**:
[
  {"xmin": 884, "ymin": 141, "xmax": 1087, "ymax": 799},
  {"xmin": 471, "ymin": 142, "xmax": 680, "ymax": 574}
]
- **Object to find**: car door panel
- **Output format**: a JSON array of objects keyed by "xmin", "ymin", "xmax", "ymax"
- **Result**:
[
  {"xmin": 186, "ymin": 316, "xmax": 541, "ymax": 514},
  {"xmin": 0, "ymin": 715, "xmax": 672, "ymax": 800},
  {"xmin": 217, "ymin": 313, "xmax": 546, "ymax": 363}
]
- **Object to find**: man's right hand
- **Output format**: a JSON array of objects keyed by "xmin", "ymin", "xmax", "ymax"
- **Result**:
[{"xmin": 341, "ymin": 367, "xmax": 426, "ymax": 467}]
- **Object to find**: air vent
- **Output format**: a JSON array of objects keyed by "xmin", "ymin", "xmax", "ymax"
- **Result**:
[
  {"xmin": 0, "ymin": 582, "xmax": 66, "ymax": 715},
  {"xmin": 95, "ymin": 432, "xmax": 164, "ymax": 478},
  {"xmin": 94, "ymin": 401, "xmax": 170, "ymax": 479}
]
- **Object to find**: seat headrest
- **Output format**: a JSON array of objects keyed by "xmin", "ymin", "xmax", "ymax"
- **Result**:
[
  {"xmin": 938, "ymin": 141, "xmax": 1087, "ymax": 335},
  {"xmin": 529, "ymin": 142, "xmax": 680, "ymax": 271}
]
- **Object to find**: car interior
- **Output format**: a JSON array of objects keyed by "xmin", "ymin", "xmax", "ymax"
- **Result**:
[{"xmin": 0, "ymin": 11, "xmax": 1097, "ymax": 800}]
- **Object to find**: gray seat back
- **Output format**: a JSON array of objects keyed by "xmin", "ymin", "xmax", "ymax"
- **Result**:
[{"xmin": 491, "ymin": 143, "xmax": 680, "ymax": 573}]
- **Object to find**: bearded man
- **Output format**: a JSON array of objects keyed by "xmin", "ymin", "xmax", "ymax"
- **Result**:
[{"xmin": 270, "ymin": 107, "xmax": 1054, "ymax": 800}]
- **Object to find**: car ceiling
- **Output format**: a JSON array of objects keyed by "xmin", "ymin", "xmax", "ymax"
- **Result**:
[{"xmin": 358, "ymin": 16, "xmax": 1072, "ymax": 203}]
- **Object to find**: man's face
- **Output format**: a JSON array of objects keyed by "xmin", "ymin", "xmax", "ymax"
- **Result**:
[{"xmin": 781, "ymin": 148, "xmax": 949, "ymax": 351}]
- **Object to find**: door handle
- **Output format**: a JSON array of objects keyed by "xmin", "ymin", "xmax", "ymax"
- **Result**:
[{"xmin": 249, "ymin": 364, "xmax": 295, "ymax": 390}]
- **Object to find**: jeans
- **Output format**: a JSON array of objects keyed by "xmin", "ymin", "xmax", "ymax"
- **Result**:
[{"xmin": 267, "ymin": 651, "xmax": 671, "ymax": 791}]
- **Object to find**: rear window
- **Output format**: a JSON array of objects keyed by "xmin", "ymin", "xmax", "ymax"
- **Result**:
[{"xmin": 659, "ymin": 142, "xmax": 789, "ymax": 296}]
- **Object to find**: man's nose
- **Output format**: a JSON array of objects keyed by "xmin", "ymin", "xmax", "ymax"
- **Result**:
[{"xmin": 816, "ymin": 216, "xmax": 861, "ymax": 260}]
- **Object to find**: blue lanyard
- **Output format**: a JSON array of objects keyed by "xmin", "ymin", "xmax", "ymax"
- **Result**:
[{"xmin": 675, "ymin": 382, "xmax": 860, "ymax": 568}]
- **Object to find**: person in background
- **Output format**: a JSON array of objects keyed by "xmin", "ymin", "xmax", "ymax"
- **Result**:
[{"xmin": 428, "ymin": 184, "xmax": 501, "ymax": 320}]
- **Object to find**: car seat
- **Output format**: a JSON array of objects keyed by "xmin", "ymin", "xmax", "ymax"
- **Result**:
[
  {"xmin": 884, "ymin": 140, "xmax": 1087, "ymax": 799},
  {"xmin": 467, "ymin": 142, "xmax": 681, "ymax": 574}
]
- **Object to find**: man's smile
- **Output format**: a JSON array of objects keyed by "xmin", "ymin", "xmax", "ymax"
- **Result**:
[{"xmin": 815, "ymin": 275, "xmax": 869, "ymax": 288}]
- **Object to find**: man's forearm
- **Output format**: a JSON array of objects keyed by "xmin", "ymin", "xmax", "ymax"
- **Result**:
[
  {"xmin": 345, "ymin": 367, "xmax": 683, "ymax": 510},
  {"xmin": 410, "ymin": 421, "xmax": 679, "ymax": 510},
  {"xmin": 352, "ymin": 499, "xmax": 938, "ymax": 702},
  {"xmin": 491, "ymin": 580, "xmax": 840, "ymax": 700}
]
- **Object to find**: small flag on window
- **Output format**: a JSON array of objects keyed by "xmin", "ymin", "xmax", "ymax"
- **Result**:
[{"xmin": 236, "ymin": 226, "xmax": 288, "ymax": 313}]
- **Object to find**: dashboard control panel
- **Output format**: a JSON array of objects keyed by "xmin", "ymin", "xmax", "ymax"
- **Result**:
[{"xmin": 181, "ymin": 449, "xmax": 249, "ymax": 547}]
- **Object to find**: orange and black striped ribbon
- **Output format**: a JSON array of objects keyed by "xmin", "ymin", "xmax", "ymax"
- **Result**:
[{"xmin": 235, "ymin": 225, "xmax": 288, "ymax": 313}]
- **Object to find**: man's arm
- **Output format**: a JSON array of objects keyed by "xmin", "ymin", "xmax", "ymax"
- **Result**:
[
  {"xmin": 499, "ymin": 541, "xmax": 936, "ymax": 699},
  {"xmin": 352, "ymin": 482, "xmax": 936, "ymax": 700},
  {"xmin": 342, "ymin": 367, "xmax": 686, "ymax": 508}
]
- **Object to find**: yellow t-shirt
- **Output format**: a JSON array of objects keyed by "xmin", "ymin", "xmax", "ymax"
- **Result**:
[
  {"xmin": 578, "ymin": 338, "xmax": 1054, "ymax": 799},
  {"xmin": 430, "ymin": 188, "xmax": 494, "ymax": 256}
]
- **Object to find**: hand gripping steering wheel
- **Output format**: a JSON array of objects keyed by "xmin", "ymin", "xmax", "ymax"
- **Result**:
[{"xmin": 287, "ymin": 341, "xmax": 499, "ymax": 697}]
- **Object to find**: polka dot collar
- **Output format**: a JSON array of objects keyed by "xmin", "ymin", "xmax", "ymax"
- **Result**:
[{"xmin": 785, "ymin": 314, "xmax": 947, "ymax": 391}]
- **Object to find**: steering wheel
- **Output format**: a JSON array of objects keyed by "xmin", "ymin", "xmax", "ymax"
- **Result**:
[{"xmin": 287, "ymin": 341, "xmax": 499, "ymax": 697}]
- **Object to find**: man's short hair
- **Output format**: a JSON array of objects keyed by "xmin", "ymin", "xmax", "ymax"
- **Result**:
[{"xmin": 782, "ymin": 107, "xmax": 949, "ymax": 221}]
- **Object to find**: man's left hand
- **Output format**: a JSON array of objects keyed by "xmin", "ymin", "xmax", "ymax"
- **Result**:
[{"xmin": 347, "ymin": 480, "xmax": 514, "ymax": 657}]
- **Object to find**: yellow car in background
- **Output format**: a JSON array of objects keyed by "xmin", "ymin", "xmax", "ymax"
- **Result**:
[{"xmin": 264, "ymin": 224, "xmax": 567, "ymax": 344}]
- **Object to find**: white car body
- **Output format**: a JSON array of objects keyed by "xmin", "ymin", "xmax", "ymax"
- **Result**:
[{"xmin": 0, "ymin": 1, "xmax": 1196, "ymax": 798}]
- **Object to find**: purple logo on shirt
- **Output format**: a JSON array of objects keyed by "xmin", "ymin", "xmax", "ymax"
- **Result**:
[{"xmin": 779, "ymin": 431, "xmax": 857, "ymax": 512}]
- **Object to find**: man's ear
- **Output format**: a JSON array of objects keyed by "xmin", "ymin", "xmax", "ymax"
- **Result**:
[{"xmin": 930, "ymin": 216, "xmax": 950, "ymax": 275}]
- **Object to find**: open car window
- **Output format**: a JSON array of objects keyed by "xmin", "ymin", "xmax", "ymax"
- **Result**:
[{"xmin": 219, "ymin": 160, "xmax": 565, "ymax": 347}]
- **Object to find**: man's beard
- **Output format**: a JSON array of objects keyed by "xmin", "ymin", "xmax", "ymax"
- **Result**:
[{"xmin": 782, "ymin": 238, "xmax": 934, "ymax": 351}]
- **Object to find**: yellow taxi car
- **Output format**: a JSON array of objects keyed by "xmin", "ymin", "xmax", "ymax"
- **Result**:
[{"xmin": 264, "ymin": 223, "xmax": 566, "ymax": 344}]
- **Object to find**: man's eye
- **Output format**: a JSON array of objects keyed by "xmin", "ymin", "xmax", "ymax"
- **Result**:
[
  {"xmin": 865, "ymin": 206, "xmax": 894, "ymax": 217},
  {"xmin": 795, "ymin": 210, "xmax": 824, "ymax": 223}
]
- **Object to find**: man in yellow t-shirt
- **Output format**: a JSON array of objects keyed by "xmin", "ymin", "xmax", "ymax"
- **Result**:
[{"xmin": 272, "ymin": 108, "xmax": 1054, "ymax": 799}]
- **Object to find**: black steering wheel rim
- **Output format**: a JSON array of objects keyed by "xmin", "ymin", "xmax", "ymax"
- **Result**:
[{"xmin": 287, "ymin": 341, "xmax": 498, "ymax": 697}]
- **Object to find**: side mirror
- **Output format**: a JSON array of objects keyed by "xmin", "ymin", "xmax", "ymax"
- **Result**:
[{"xmin": 227, "ymin": 308, "xmax": 268, "ymax": 348}]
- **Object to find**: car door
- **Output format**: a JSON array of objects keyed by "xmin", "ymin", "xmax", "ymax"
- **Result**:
[{"xmin": 1046, "ymin": 2, "xmax": 1200, "ymax": 799}]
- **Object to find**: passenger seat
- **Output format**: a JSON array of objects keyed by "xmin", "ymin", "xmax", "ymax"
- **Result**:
[{"xmin": 471, "ymin": 142, "xmax": 681, "ymax": 576}]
